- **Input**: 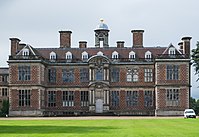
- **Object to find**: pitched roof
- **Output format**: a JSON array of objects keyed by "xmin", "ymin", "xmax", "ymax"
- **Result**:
[
  {"xmin": 162, "ymin": 43, "xmax": 182, "ymax": 55},
  {"xmin": 34, "ymin": 46, "xmax": 167, "ymax": 60}
]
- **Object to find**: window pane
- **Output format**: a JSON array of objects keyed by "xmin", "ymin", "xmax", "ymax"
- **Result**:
[
  {"xmin": 144, "ymin": 91, "xmax": 153, "ymax": 107},
  {"xmin": 48, "ymin": 68, "xmax": 56, "ymax": 83},
  {"xmin": 166, "ymin": 65, "xmax": 179, "ymax": 80},
  {"xmin": 62, "ymin": 69, "xmax": 74, "ymax": 82},
  {"xmin": 63, "ymin": 91, "xmax": 74, "ymax": 107},
  {"xmin": 111, "ymin": 68, "xmax": 119, "ymax": 82},
  {"xmin": 18, "ymin": 66, "xmax": 31, "ymax": 81},
  {"xmin": 126, "ymin": 91, "xmax": 138, "ymax": 106},
  {"xmin": 18, "ymin": 89, "xmax": 31, "ymax": 107},
  {"xmin": 95, "ymin": 68, "xmax": 103, "ymax": 81},
  {"xmin": 111, "ymin": 91, "xmax": 119, "ymax": 106}
]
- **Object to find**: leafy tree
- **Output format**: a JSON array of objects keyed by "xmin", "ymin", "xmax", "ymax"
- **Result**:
[
  {"xmin": 195, "ymin": 99, "xmax": 199, "ymax": 115},
  {"xmin": 192, "ymin": 41, "xmax": 199, "ymax": 81},
  {"xmin": 190, "ymin": 97, "xmax": 196, "ymax": 109},
  {"xmin": 189, "ymin": 97, "xmax": 199, "ymax": 116},
  {"xmin": 0, "ymin": 100, "xmax": 9, "ymax": 117}
]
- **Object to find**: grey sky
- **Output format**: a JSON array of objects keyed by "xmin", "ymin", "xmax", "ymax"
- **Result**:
[{"xmin": 0, "ymin": 0, "xmax": 199, "ymax": 98}]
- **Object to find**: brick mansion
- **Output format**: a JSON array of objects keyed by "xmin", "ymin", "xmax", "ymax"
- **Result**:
[{"xmin": 0, "ymin": 20, "xmax": 192, "ymax": 116}]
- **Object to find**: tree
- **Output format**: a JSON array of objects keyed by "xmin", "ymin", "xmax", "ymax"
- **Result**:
[
  {"xmin": 0, "ymin": 100, "xmax": 9, "ymax": 117},
  {"xmin": 192, "ymin": 41, "xmax": 199, "ymax": 81},
  {"xmin": 195, "ymin": 99, "xmax": 199, "ymax": 115},
  {"xmin": 189, "ymin": 97, "xmax": 199, "ymax": 116},
  {"xmin": 190, "ymin": 97, "xmax": 196, "ymax": 109}
]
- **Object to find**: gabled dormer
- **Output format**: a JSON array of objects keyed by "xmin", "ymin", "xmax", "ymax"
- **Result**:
[
  {"xmin": 22, "ymin": 48, "xmax": 29, "ymax": 56},
  {"xmin": 129, "ymin": 51, "xmax": 135, "ymax": 61},
  {"xmin": 145, "ymin": 51, "xmax": 152, "ymax": 61},
  {"xmin": 66, "ymin": 51, "xmax": 72, "ymax": 59},
  {"xmin": 168, "ymin": 47, "xmax": 176, "ymax": 55},
  {"xmin": 16, "ymin": 44, "xmax": 37, "ymax": 59},
  {"xmin": 50, "ymin": 51, "xmax": 56, "ymax": 60},
  {"xmin": 66, "ymin": 51, "xmax": 72, "ymax": 62},
  {"xmin": 82, "ymin": 51, "xmax": 88, "ymax": 61},
  {"xmin": 112, "ymin": 51, "xmax": 118, "ymax": 59},
  {"xmin": 162, "ymin": 44, "xmax": 182, "ymax": 58}
]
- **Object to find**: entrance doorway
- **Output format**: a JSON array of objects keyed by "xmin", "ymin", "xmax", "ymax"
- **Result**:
[{"xmin": 95, "ymin": 99, "xmax": 103, "ymax": 113}]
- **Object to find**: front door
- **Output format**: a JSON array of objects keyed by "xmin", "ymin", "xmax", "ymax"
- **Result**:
[{"xmin": 95, "ymin": 99, "xmax": 103, "ymax": 113}]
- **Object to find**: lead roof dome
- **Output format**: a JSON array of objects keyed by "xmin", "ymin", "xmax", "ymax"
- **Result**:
[{"xmin": 95, "ymin": 19, "xmax": 109, "ymax": 30}]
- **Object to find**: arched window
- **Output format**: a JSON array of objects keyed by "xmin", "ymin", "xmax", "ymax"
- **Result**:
[
  {"xmin": 112, "ymin": 51, "xmax": 118, "ymax": 59},
  {"xmin": 82, "ymin": 51, "xmax": 88, "ymax": 60},
  {"xmin": 129, "ymin": 51, "xmax": 135, "ymax": 60},
  {"xmin": 145, "ymin": 51, "xmax": 152, "ymax": 61},
  {"xmin": 126, "ymin": 69, "xmax": 138, "ymax": 82},
  {"xmin": 50, "ymin": 51, "xmax": 56, "ymax": 60},
  {"xmin": 168, "ymin": 47, "xmax": 176, "ymax": 55},
  {"xmin": 66, "ymin": 51, "xmax": 72, "ymax": 60},
  {"xmin": 22, "ymin": 49, "xmax": 29, "ymax": 56}
]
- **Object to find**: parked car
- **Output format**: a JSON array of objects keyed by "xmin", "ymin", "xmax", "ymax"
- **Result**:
[{"xmin": 184, "ymin": 109, "xmax": 196, "ymax": 118}]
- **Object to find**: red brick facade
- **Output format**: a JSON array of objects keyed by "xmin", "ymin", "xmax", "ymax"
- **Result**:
[
  {"xmin": 5, "ymin": 21, "xmax": 191, "ymax": 116},
  {"xmin": 0, "ymin": 68, "xmax": 9, "ymax": 110}
]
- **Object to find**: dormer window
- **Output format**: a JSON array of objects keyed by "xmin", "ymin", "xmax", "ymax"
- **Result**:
[
  {"xmin": 112, "ymin": 51, "xmax": 118, "ymax": 59},
  {"xmin": 145, "ymin": 51, "xmax": 152, "ymax": 61},
  {"xmin": 169, "ymin": 47, "xmax": 176, "ymax": 55},
  {"xmin": 22, "ymin": 49, "xmax": 29, "ymax": 56},
  {"xmin": 82, "ymin": 51, "xmax": 88, "ymax": 60},
  {"xmin": 97, "ymin": 51, "xmax": 103, "ymax": 56},
  {"xmin": 66, "ymin": 51, "xmax": 72, "ymax": 60},
  {"xmin": 129, "ymin": 51, "xmax": 135, "ymax": 60},
  {"xmin": 50, "ymin": 51, "xmax": 56, "ymax": 60}
]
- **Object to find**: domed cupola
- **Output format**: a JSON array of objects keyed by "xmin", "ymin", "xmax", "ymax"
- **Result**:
[
  {"xmin": 95, "ymin": 18, "xmax": 109, "ymax": 30},
  {"xmin": 94, "ymin": 19, "xmax": 110, "ymax": 48}
]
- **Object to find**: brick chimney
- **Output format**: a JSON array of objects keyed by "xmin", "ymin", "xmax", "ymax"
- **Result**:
[
  {"xmin": 131, "ymin": 30, "xmax": 144, "ymax": 48},
  {"xmin": 181, "ymin": 36, "xmax": 192, "ymax": 55},
  {"xmin": 178, "ymin": 42, "xmax": 183, "ymax": 50},
  {"xmin": 10, "ymin": 38, "xmax": 21, "ymax": 56},
  {"xmin": 79, "ymin": 41, "xmax": 87, "ymax": 48},
  {"xmin": 59, "ymin": 31, "xmax": 72, "ymax": 48},
  {"xmin": 19, "ymin": 43, "xmax": 26, "ymax": 51},
  {"xmin": 117, "ymin": 41, "xmax": 125, "ymax": 48}
]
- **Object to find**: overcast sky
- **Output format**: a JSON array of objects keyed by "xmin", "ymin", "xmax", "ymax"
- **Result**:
[{"xmin": 0, "ymin": 0, "xmax": 199, "ymax": 98}]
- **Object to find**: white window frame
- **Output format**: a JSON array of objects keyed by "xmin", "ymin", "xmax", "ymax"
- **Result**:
[
  {"xmin": 22, "ymin": 49, "xmax": 29, "ymax": 56},
  {"xmin": 144, "ymin": 68, "xmax": 153, "ymax": 82},
  {"xmin": 66, "ymin": 51, "xmax": 72, "ymax": 60},
  {"xmin": 82, "ymin": 51, "xmax": 88, "ymax": 60},
  {"xmin": 112, "ymin": 51, "xmax": 118, "ymax": 59},
  {"xmin": 145, "ymin": 51, "xmax": 152, "ymax": 60},
  {"xmin": 166, "ymin": 88, "xmax": 179, "ymax": 106},
  {"xmin": 169, "ymin": 47, "xmax": 176, "ymax": 55},
  {"xmin": 129, "ymin": 51, "xmax": 135, "ymax": 60},
  {"xmin": 126, "ymin": 69, "xmax": 138, "ymax": 82},
  {"xmin": 50, "ymin": 51, "xmax": 56, "ymax": 60}
]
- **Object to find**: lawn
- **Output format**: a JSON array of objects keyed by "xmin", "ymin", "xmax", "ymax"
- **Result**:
[{"xmin": 0, "ymin": 118, "xmax": 198, "ymax": 137}]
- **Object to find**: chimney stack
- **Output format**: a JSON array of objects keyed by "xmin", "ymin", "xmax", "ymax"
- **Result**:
[
  {"xmin": 131, "ymin": 30, "xmax": 144, "ymax": 48},
  {"xmin": 59, "ymin": 31, "xmax": 72, "ymax": 48},
  {"xmin": 10, "ymin": 38, "xmax": 21, "ymax": 56},
  {"xmin": 79, "ymin": 41, "xmax": 87, "ymax": 48},
  {"xmin": 178, "ymin": 41, "xmax": 183, "ymax": 53},
  {"xmin": 117, "ymin": 41, "xmax": 125, "ymax": 48},
  {"xmin": 19, "ymin": 43, "xmax": 26, "ymax": 51},
  {"xmin": 181, "ymin": 36, "xmax": 192, "ymax": 55}
]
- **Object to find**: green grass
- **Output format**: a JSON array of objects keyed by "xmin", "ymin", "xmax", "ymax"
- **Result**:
[{"xmin": 0, "ymin": 118, "xmax": 199, "ymax": 137}]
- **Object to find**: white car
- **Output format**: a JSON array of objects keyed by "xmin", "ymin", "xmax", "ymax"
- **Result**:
[{"xmin": 184, "ymin": 109, "xmax": 196, "ymax": 118}]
